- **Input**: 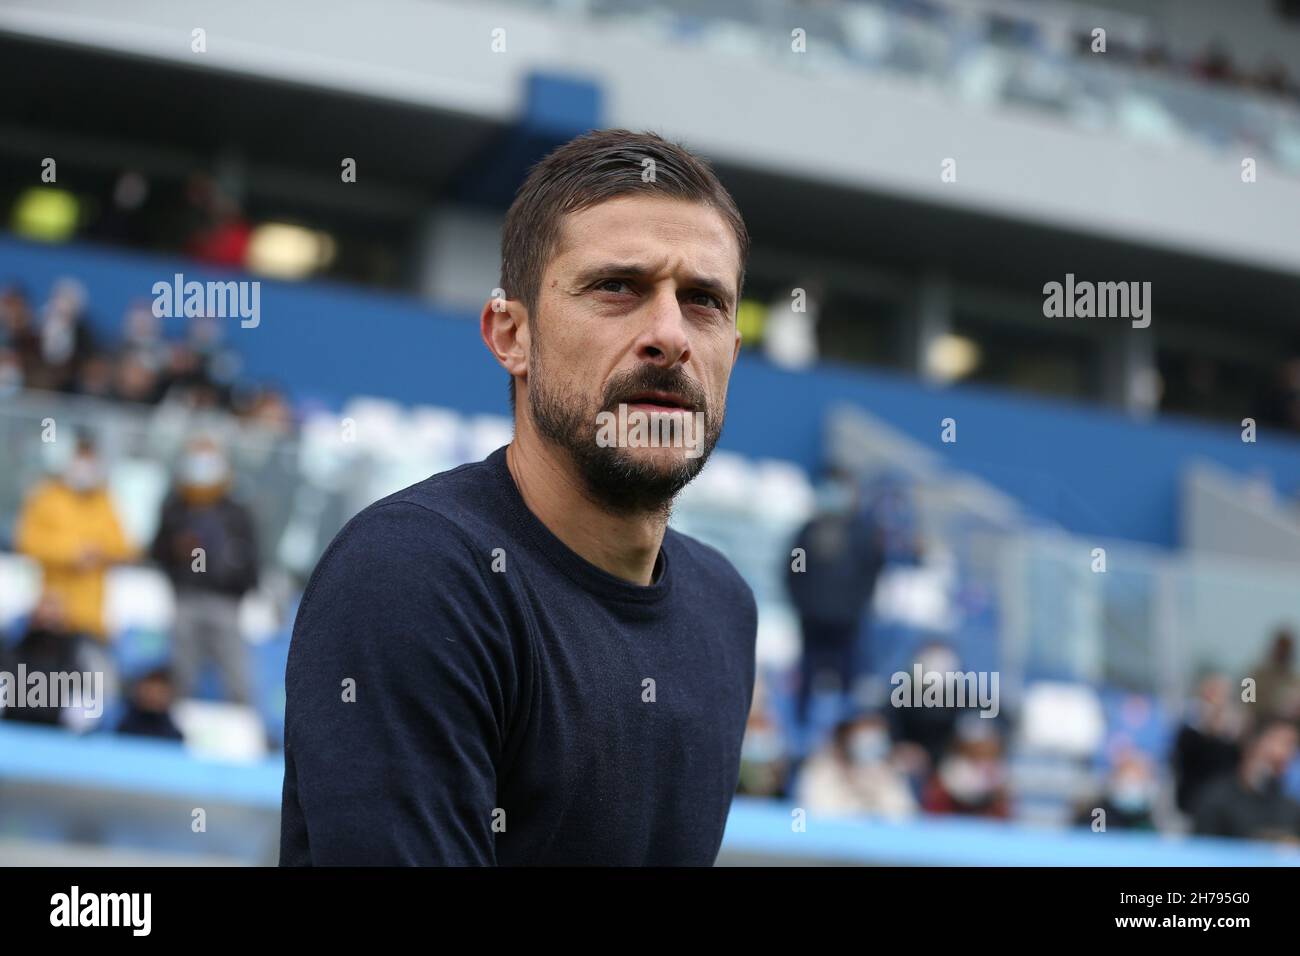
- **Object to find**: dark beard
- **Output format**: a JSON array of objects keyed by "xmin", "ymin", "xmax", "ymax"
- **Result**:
[{"xmin": 529, "ymin": 360, "xmax": 723, "ymax": 517}]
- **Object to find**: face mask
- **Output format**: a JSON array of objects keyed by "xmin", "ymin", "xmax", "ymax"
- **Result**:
[
  {"xmin": 817, "ymin": 482, "xmax": 853, "ymax": 514},
  {"xmin": 65, "ymin": 457, "xmax": 103, "ymax": 492},
  {"xmin": 742, "ymin": 729, "xmax": 784, "ymax": 764},
  {"xmin": 1109, "ymin": 782, "xmax": 1153, "ymax": 814},
  {"xmin": 918, "ymin": 649, "xmax": 960, "ymax": 674},
  {"xmin": 940, "ymin": 757, "xmax": 999, "ymax": 802},
  {"xmin": 848, "ymin": 730, "xmax": 889, "ymax": 764},
  {"xmin": 182, "ymin": 451, "xmax": 228, "ymax": 488}
]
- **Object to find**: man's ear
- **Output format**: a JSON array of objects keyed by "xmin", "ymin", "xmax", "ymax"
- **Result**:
[{"xmin": 481, "ymin": 295, "xmax": 529, "ymax": 382}]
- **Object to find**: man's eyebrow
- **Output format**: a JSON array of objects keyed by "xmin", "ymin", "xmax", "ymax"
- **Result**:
[{"xmin": 572, "ymin": 262, "xmax": 737, "ymax": 306}]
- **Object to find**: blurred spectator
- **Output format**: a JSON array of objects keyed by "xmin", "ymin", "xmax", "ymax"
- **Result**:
[
  {"xmin": 116, "ymin": 666, "xmax": 185, "ymax": 742},
  {"xmin": 786, "ymin": 467, "xmax": 885, "ymax": 732},
  {"xmin": 14, "ymin": 434, "xmax": 136, "ymax": 641},
  {"xmin": 1171, "ymin": 672, "xmax": 1245, "ymax": 815},
  {"xmin": 119, "ymin": 299, "xmax": 169, "ymax": 374},
  {"xmin": 1193, "ymin": 716, "xmax": 1300, "ymax": 843},
  {"xmin": 113, "ymin": 350, "xmax": 163, "ymax": 404},
  {"xmin": 796, "ymin": 708, "xmax": 918, "ymax": 819},
  {"xmin": 2, "ymin": 592, "xmax": 80, "ymax": 727},
  {"xmin": 183, "ymin": 174, "xmax": 252, "ymax": 268},
  {"xmin": 239, "ymin": 385, "xmax": 295, "ymax": 434},
  {"xmin": 75, "ymin": 353, "xmax": 116, "ymax": 399},
  {"xmin": 159, "ymin": 341, "xmax": 229, "ymax": 409},
  {"xmin": 29, "ymin": 278, "xmax": 97, "ymax": 393},
  {"xmin": 737, "ymin": 674, "xmax": 792, "ymax": 798},
  {"xmin": 887, "ymin": 640, "xmax": 965, "ymax": 767},
  {"xmin": 187, "ymin": 314, "xmax": 242, "ymax": 391},
  {"xmin": 150, "ymin": 438, "xmax": 259, "ymax": 705},
  {"xmin": 1076, "ymin": 750, "xmax": 1158, "ymax": 831},
  {"xmin": 921, "ymin": 716, "xmax": 1011, "ymax": 819},
  {"xmin": 1250, "ymin": 627, "xmax": 1300, "ymax": 720},
  {"xmin": 0, "ymin": 283, "xmax": 41, "ymax": 376},
  {"xmin": 89, "ymin": 170, "xmax": 151, "ymax": 246}
]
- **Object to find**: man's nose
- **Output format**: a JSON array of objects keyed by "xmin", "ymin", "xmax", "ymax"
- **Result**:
[{"xmin": 634, "ymin": 289, "xmax": 691, "ymax": 367}]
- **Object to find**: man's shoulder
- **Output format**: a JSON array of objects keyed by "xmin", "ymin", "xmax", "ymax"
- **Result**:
[
  {"xmin": 374, "ymin": 451, "xmax": 511, "ymax": 529},
  {"xmin": 665, "ymin": 527, "xmax": 756, "ymax": 612},
  {"xmin": 1195, "ymin": 773, "xmax": 1241, "ymax": 810},
  {"xmin": 307, "ymin": 457, "xmax": 504, "ymax": 590}
]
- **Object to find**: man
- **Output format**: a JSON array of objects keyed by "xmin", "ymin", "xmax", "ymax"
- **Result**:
[
  {"xmin": 786, "ymin": 467, "xmax": 884, "ymax": 733},
  {"xmin": 151, "ymin": 437, "xmax": 259, "ymax": 705},
  {"xmin": 795, "ymin": 706, "xmax": 917, "ymax": 819},
  {"xmin": 1193, "ymin": 716, "xmax": 1300, "ymax": 843},
  {"xmin": 3, "ymin": 592, "xmax": 79, "ymax": 727},
  {"xmin": 116, "ymin": 666, "xmax": 185, "ymax": 743},
  {"xmin": 281, "ymin": 129, "xmax": 757, "ymax": 865},
  {"xmin": 1074, "ymin": 750, "xmax": 1159, "ymax": 832},
  {"xmin": 1170, "ymin": 672, "xmax": 1244, "ymax": 815},
  {"xmin": 15, "ymin": 434, "xmax": 135, "ymax": 641},
  {"xmin": 1250, "ymin": 628, "xmax": 1300, "ymax": 721}
]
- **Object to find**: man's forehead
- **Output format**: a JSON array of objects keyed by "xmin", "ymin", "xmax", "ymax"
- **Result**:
[{"xmin": 551, "ymin": 196, "xmax": 740, "ymax": 279}]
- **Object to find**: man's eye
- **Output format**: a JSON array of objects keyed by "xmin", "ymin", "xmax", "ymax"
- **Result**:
[
  {"xmin": 595, "ymin": 279, "xmax": 633, "ymax": 294},
  {"xmin": 690, "ymin": 293, "xmax": 724, "ymax": 310}
]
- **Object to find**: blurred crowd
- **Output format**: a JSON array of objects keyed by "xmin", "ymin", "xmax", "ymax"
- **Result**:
[
  {"xmin": 1068, "ymin": 32, "xmax": 1300, "ymax": 104},
  {"xmin": 910, "ymin": 0, "xmax": 1300, "ymax": 106},
  {"xmin": 736, "ymin": 468, "xmax": 1300, "ymax": 844},
  {"xmin": 0, "ymin": 275, "xmax": 295, "ymax": 743},
  {"xmin": 0, "ymin": 430, "xmax": 265, "ymax": 744},
  {"xmin": 0, "ymin": 278, "xmax": 293, "ymax": 428}
]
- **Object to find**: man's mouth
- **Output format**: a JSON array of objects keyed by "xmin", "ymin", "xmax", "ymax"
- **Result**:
[{"xmin": 620, "ymin": 391, "xmax": 694, "ymax": 412}]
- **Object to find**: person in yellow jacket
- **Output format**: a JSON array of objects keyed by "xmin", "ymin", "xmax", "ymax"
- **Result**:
[{"xmin": 15, "ymin": 436, "xmax": 136, "ymax": 641}]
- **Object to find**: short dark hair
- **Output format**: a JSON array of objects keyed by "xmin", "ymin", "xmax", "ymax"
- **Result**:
[
  {"xmin": 1245, "ymin": 714, "xmax": 1299, "ymax": 750},
  {"xmin": 499, "ymin": 128, "xmax": 749, "ymax": 410}
]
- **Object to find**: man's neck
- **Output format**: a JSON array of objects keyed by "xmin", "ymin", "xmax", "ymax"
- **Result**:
[{"xmin": 505, "ymin": 434, "xmax": 667, "ymax": 587}]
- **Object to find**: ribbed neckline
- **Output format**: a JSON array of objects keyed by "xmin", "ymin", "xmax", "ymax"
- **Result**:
[{"xmin": 485, "ymin": 445, "xmax": 674, "ymax": 606}]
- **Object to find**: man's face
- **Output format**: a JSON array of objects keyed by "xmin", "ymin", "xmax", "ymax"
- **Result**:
[
  {"xmin": 1257, "ymin": 725, "xmax": 1300, "ymax": 775},
  {"xmin": 524, "ymin": 194, "xmax": 742, "ymax": 514}
]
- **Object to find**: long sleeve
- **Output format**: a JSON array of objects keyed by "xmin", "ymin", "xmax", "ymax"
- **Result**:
[
  {"xmin": 94, "ymin": 493, "xmax": 136, "ymax": 562},
  {"xmin": 227, "ymin": 501, "xmax": 260, "ymax": 593},
  {"xmin": 15, "ymin": 485, "xmax": 83, "ymax": 567},
  {"xmin": 280, "ymin": 500, "xmax": 523, "ymax": 866},
  {"xmin": 150, "ymin": 497, "xmax": 178, "ymax": 570},
  {"xmin": 785, "ymin": 521, "xmax": 815, "ymax": 616}
]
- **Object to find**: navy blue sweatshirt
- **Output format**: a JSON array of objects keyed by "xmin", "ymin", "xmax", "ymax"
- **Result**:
[{"xmin": 280, "ymin": 446, "xmax": 757, "ymax": 865}]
